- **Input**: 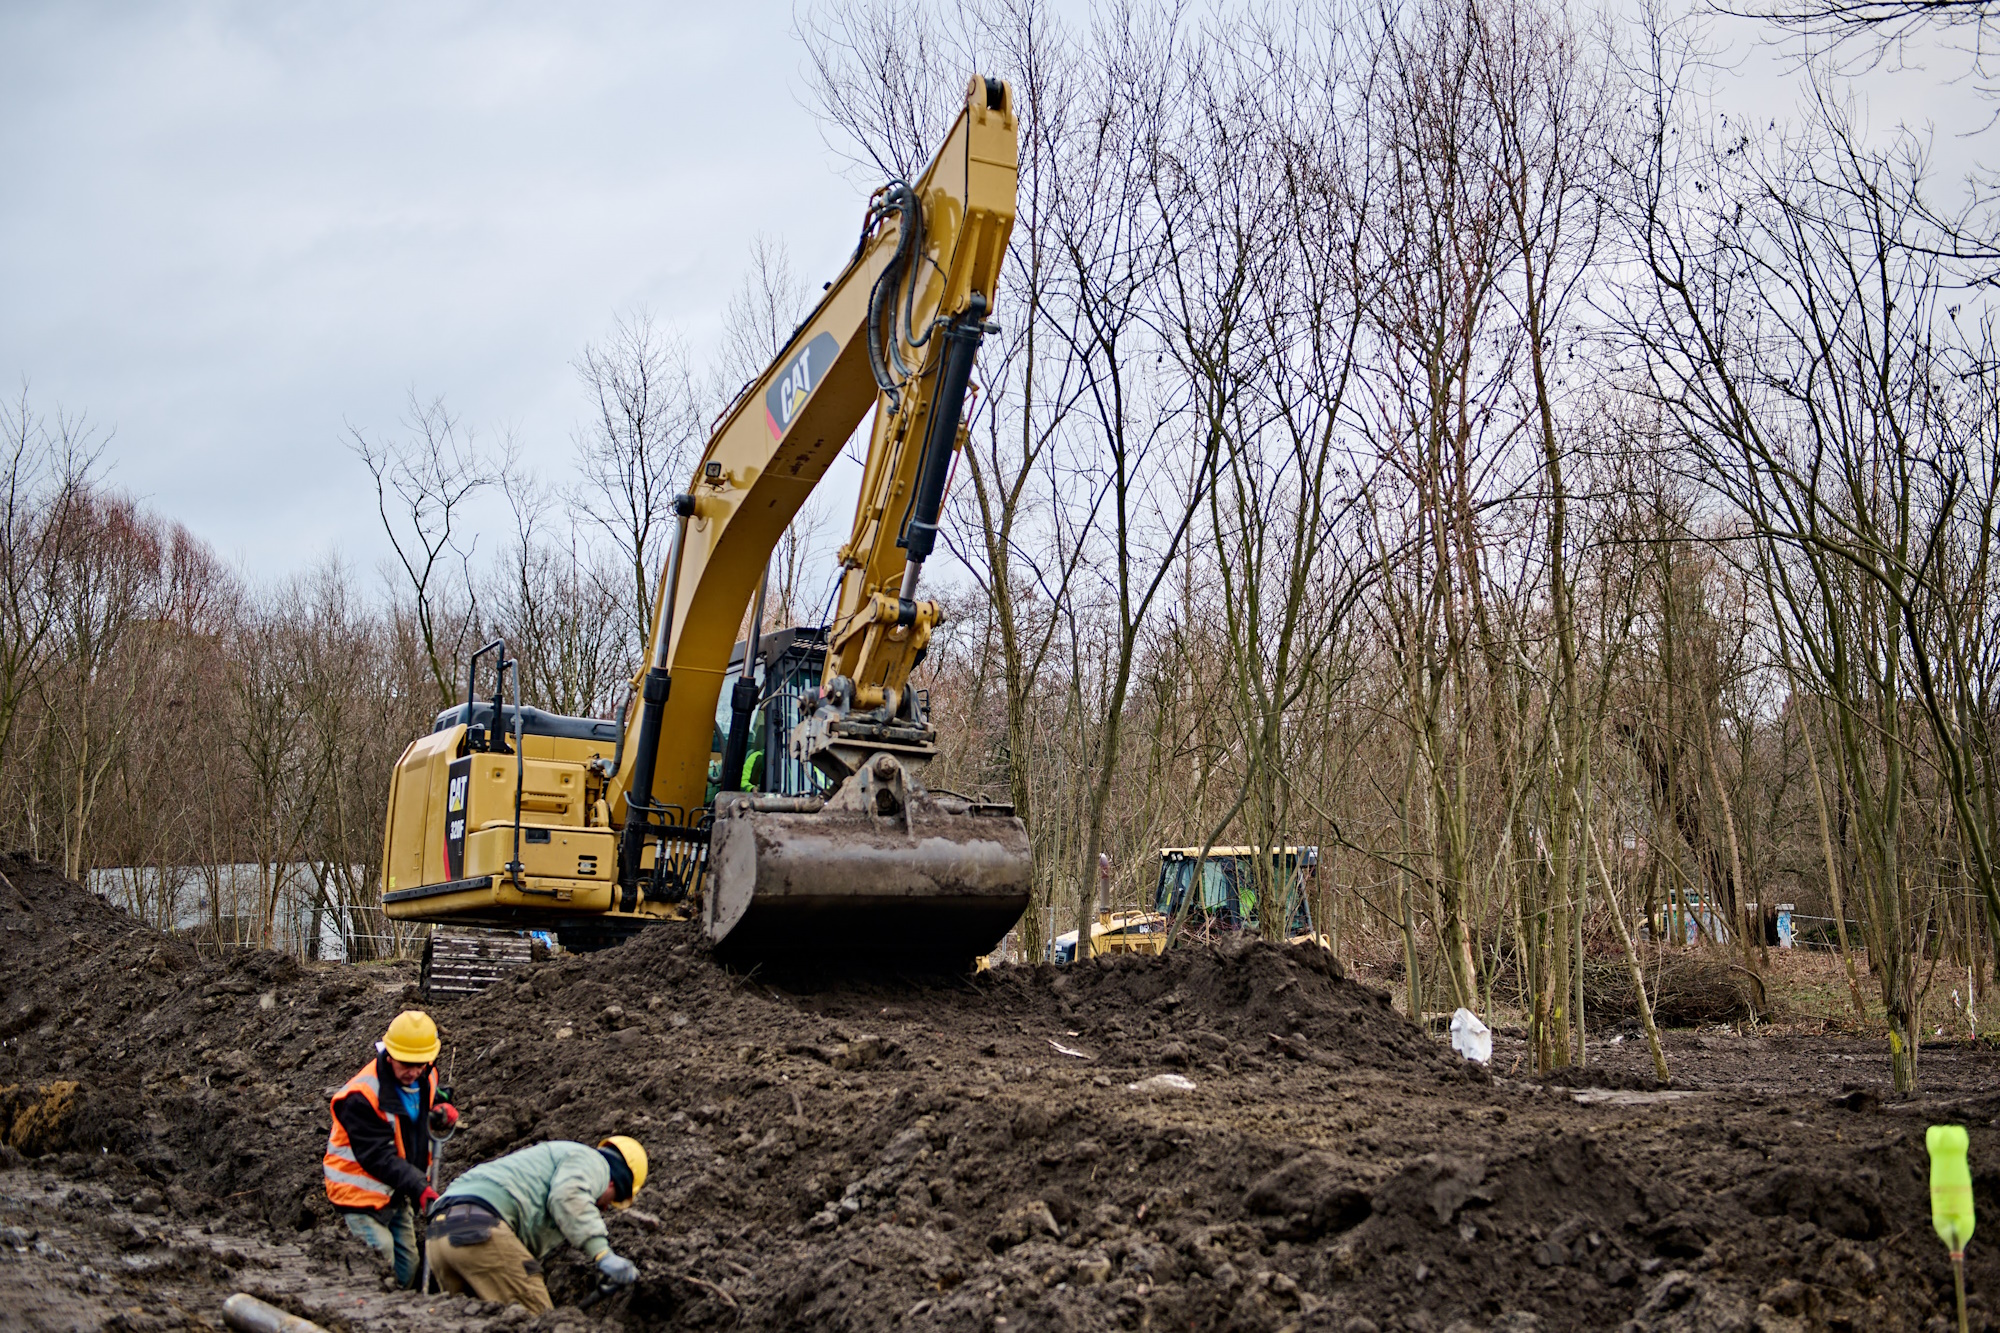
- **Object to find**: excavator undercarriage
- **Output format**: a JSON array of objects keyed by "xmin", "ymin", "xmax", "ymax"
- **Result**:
[{"xmin": 420, "ymin": 929, "xmax": 536, "ymax": 999}]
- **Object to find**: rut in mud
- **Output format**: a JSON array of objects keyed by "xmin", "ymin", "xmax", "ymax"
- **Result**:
[{"xmin": 3, "ymin": 850, "xmax": 2000, "ymax": 1333}]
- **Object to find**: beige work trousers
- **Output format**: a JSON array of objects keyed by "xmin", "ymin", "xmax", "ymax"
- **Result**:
[{"xmin": 428, "ymin": 1219, "xmax": 553, "ymax": 1314}]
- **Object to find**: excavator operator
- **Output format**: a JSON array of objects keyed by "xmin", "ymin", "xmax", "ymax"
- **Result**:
[{"xmin": 324, "ymin": 1010, "xmax": 460, "ymax": 1288}]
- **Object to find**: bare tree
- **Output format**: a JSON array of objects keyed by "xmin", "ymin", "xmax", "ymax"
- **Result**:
[
  {"xmin": 797, "ymin": 0, "xmax": 968, "ymax": 181},
  {"xmin": 771, "ymin": 496, "xmax": 838, "ymax": 630},
  {"xmin": 229, "ymin": 574, "xmax": 326, "ymax": 944},
  {"xmin": 1628, "ymin": 58, "xmax": 1994, "ymax": 1086},
  {"xmin": 1054, "ymin": 2, "xmax": 1216, "ymax": 953},
  {"xmin": 489, "ymin": 479, "xmax": 633, "ymax": 717},
  {"xmin": 569, "ymin": 313, "xmax": 706, "ymax": 658},
  {"xmin": 0, "ymin": 391, "xmax": 100, "ymax": 780},
  {"xmin": 1353, "ymin": 0, "xmax": 1522, "ymax": 1021},
  {"xmin": 37, "ymin": 496, "xmax": 169, "ymax": 880},
  {"xmin": 1164, "ymin": 15, "xmax": 1374, "ymax": 944},
  {"xmin": 1480, "ymin": 0, "xmax": 1619, "ymax": 1061},
  {"xmin": 349, "ymin": 393, "xmax": 489, "ymax": 711},
  {"xmin": 1719, "ymin": 0, "xmax": 2000, "ymax": 95},
  {"xmin": 955, "ymin": 0, "xmax": 1097, "ymax": 957},
  {"xmin": 717, "ymin": 235, "xmax": 816, "ymax": 397}
]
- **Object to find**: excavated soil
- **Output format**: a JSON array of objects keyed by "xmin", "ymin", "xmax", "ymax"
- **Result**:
[{"xmin": 2, "ymin": 851, "xmax": 2000, "ymax": 1333}]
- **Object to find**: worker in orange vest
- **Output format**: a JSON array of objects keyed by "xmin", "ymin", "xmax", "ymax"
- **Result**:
[{"xmin": 324, "ymin": 1010, "xmax": 460, "ymax": 1287}]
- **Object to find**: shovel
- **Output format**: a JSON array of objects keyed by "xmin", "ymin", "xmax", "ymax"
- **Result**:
[{"xmin": 414, "ymin": 1117, "xmax": 457, "ymax": 1294}]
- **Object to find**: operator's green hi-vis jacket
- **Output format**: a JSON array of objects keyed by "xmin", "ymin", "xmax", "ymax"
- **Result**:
[
  {"xmin": 437, "ymin": 1141, "xmax": 613, "ymax": 1261},
  {"xmin": 703, "ymin": 745, "xmax": 765, "ymax": 803}
]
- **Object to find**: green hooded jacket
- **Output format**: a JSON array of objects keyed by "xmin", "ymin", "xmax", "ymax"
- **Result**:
[{"xmin": 438, "ymin": 1140, "xmax": 612, "ymax": 1261}]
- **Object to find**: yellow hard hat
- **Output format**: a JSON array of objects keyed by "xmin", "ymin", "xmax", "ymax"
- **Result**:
[
  {"xmin": 382, "ymin": 1010, "xmax": 440, "ymax": 1064},
  {"xmin": 599, "ymin": 1136, "xmax": 648, "ymax": 1205}
]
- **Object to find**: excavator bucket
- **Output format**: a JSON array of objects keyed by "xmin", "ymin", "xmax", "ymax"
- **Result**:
[{"xmin": 705, "ymin": 754, "xmax": 1031, "ymax": 968}]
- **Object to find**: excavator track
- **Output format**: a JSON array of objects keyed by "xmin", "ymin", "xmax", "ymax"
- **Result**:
[{"xmin": 420, "ymin": 928, "xmax": 535, "ymax": 999}]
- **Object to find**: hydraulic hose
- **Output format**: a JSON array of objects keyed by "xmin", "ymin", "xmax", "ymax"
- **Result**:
[
  {"xmin": 506, "ymin": 653, "xmax": 524, "ymax": 885},
  {"xmin": 720, "ymin": 562, "xmax": 770, "ymax": 797},
  {"xmin": 866, "ymin": 182, "xmax": 922, "ymax": 409}
]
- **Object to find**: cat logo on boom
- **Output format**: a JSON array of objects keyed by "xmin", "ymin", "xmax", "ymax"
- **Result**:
[{"xmin": 765, "ymin": 333, "xmax": 838, "ymax": 439}]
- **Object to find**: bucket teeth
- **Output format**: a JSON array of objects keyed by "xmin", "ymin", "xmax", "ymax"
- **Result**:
[{"xmin": 705, "ymin": 756, "xmax": 1030, "ymax": 967}]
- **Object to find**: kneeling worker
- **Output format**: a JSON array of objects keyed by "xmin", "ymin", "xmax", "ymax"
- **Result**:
[
  {"xmin": 425, "ymin": 1136, "xmax": 647, "ymax": 1313},
  {"xmin": 324, "ymin": 1010, "xmax": 459, "ymax": 1287}
]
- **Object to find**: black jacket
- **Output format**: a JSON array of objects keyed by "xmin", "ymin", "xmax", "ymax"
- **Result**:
[{"xmin": 331, "ymin": 1049, "xmax": 433, "ymax": 1210}]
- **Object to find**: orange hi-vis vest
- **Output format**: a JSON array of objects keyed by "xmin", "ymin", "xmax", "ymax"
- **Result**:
[{"xmin": 324, "ymin": 1053, "xmax": 436, "ymax": 1210}]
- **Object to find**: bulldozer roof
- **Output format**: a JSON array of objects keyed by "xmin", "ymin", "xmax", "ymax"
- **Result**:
[{"xmin": 1159, "ymin": 845, "xmax": 1318, "ymax": 861}]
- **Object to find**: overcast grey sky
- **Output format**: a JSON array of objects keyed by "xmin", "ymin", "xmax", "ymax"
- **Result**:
[
  {"xmin": 1, "ymin": 3, "xmax": 1989, "ymax": 586},
  {"xmin": 0, "ymin": 1, "xmax": 867, "ymax": 578}
]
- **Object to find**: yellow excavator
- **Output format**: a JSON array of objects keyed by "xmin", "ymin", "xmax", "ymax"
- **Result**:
[{"xmin": 377, "ymin": 77, "xmax": 1029, "ymax": 979}]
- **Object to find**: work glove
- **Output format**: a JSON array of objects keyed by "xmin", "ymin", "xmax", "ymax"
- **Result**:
[
  {"xmin": 429, "ymin": 1104, "xmax": 459, "ymax": 1133},
  {"xmin": 418, "ymin": 1186, "xmax": 439, "ymax": 1213},
  {"xmin": 597, "ymin": 1251, "xmax": 638, "ymax": 1286}
]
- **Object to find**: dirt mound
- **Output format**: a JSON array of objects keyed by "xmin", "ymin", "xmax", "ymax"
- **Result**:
[
  {"xmin": 1582, "ymin": 955, "xmax": 1764, "ymax": 1027},
  {"xmin": 1535, "ymin": 1065, "xmax": 1663, "ymax": 1092},
  {"xmin": 964, "ymin": 931, "xmax": 1446, "ymax": 1075},
  {"xmin": 0, "ymin": 851, "xmax": 419, "ymax": 1217},
  {"xmin": 1, "ymin": 852, "xmax": 1994, "ymax": 1333}
]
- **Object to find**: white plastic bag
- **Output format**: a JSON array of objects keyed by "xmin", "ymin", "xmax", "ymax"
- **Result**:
[{"xmin": 1448, "ymin": 1007, "xmax": 1492, "ymax": 1064}]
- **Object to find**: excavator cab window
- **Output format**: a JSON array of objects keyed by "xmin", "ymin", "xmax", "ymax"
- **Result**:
[
  {"xmin": 1155, "ymin": 856, "xmax": 1245, "ymax": 926},
  {"xmin": 1153, "ymin": 848, "xmax": 1319, "ymax": 936},
  {"xmin": 717, "ymin": 625, "xmax": 834, "ymax": 800}
]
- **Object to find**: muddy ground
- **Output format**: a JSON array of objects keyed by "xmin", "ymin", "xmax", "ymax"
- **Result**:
[{"xmin": 2, "ymin": 852, "xmax": 1998, "ymax": 1333}]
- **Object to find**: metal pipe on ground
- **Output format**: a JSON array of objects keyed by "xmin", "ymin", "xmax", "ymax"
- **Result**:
[{"xmin": 221, "ymin": 1293, "xmax": 331, "ymax": 1333}]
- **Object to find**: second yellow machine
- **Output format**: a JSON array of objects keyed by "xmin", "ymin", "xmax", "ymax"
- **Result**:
[{"xmin": 376, "ymin": 77, "xmax": 1030, "ymax": 969}]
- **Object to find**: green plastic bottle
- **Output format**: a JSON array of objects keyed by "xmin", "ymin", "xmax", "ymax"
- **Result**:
[{"xmin": 1929, "ymin": 1124, "xmax": 1976, "ymax": 1254}]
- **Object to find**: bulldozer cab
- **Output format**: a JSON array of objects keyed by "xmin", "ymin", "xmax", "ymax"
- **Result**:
[
  {"xmin": 1153, "ymin": 846, "xmax": 1320, "ymax": 938},
  {"xmin": 1049, "ymin": 845, "xmax": 1324, "ymax": 963}
]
